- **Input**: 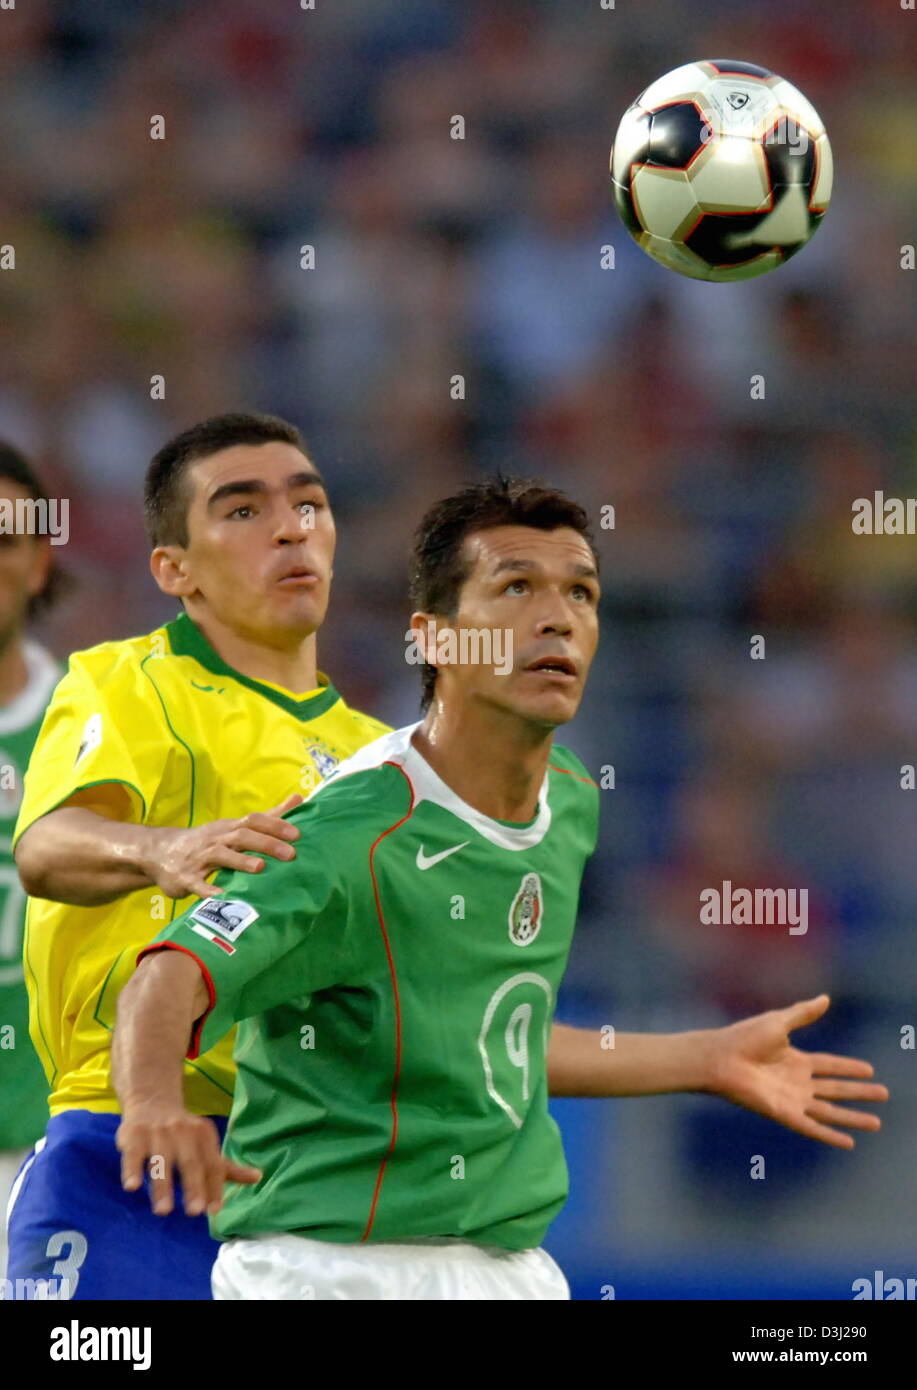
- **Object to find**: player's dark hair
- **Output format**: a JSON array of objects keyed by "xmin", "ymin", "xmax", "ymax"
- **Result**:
[
  {"xmin": 409, "ymin": 476, "xmax": 598, "ymax": 712},
  {"xmin": 0, "ymin": 441, "xmax": 67, "ymax": 618},
  {"xmin": 144, "ymin": 412, "xmax": 309, "ymax": 547}
]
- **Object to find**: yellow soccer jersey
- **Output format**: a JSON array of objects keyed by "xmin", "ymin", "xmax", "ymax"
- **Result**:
[{"xmin": 14, "ymin": 610, "xmax": 389, "ymax": 1118}]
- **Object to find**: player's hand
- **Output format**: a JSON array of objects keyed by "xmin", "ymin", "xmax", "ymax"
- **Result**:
[
  {"xmin": 706, "ymin": 995, "xmax": 889, "ymax": 1148},
  {"xmin": 116, "ymin": 1107, "xmax": 262, "ymax": 1217},
  {"xmin": 146, "ymin": 793, "xmax": 304, "ymax": 899}
]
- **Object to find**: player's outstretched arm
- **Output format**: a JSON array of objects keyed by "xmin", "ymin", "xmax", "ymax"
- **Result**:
[
  {"xmin": 15, "ymin": 789, "xmax": 303, "ymax": 905},
  {"xmin": 112, "ymin": 949, "xmax": 261, "ymax": 1215},
  {"xmin": 547, "ymin": 996, "xmax": 888, "ymax": 1148}
]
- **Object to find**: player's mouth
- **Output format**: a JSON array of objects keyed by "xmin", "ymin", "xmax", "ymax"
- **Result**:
[
  {"xmin": 276, "ymin": 565, "xmax": 320, "ymax": 587},
  {"xmin": 521, "ymin": 654, "xmax": 579, "ymax": 682}
]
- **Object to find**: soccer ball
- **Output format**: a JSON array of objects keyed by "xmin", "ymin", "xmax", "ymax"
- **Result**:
[{"xmin": 610, "ymin": 59, "xmax": 833, "ymax": 282}]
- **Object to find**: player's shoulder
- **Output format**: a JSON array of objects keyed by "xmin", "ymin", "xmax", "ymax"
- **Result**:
[
  {"xmin": 336, "ymin": 703, "xmax": 391, "ymax": 743},
  {"xmin": 548, "ymin": 744, "xmax": 600, "ymax": 854},
  {"xmin": 58, "ymin": 626, "xmax": 170, "ymax": 697},
  {"xmin": 322, "ymin": 690, "xmax": 391, "ymax": 747},
  {"xmin": 286, "ymin": 725, "xmax": 416, "ymax": 836},
  {"xmin": 548, "ymin": 743, "xmax": 598, "ymax": 793}
]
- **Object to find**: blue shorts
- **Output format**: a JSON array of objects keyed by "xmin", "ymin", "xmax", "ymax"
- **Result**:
[{"xmin": 5, "ymin": 1109, "xmax": 227, "ymax": 1300}]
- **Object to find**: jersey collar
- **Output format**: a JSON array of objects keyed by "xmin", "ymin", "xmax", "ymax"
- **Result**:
[
  {"xmin": 165, "ymin": 611, "xmax": 340, "ymax": 722},
  {"xmin": 396, "ymin": 722, "xmax": 553, "ymax": 851}
]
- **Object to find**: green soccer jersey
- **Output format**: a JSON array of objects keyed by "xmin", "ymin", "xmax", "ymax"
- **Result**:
[
  {"xmin": 146, "ymin": 722, "xmax": 600, "ymax": 1251},
  {"xmin": 0, "ymin": 643, "xmax": 60, "ymax": 1150}
]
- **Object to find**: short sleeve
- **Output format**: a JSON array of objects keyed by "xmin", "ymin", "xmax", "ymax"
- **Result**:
[
  {"xmin": 138, "ymin": 802, "xmax": 353, "ymax": 1057},
  {"xmin": 13, "ymin": 651, "xmax": 168, "ymax": 843}
]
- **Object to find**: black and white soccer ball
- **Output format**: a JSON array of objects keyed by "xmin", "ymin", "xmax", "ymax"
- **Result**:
[{"xmin": 610, "ymin": 59, "xmax": 833, "ymax": 282}]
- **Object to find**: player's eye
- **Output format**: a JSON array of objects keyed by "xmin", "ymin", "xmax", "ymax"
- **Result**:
[
  {"xmin": 504, "ymin": 579, "xmax": 529, "ymax": 595},
  {"xmin": 227, "ymin": 505, "xmax": 255, "ymax": 519},
  {"xmin": 571, "ymin": 584, "xmax": 595, "ymax": 603}
]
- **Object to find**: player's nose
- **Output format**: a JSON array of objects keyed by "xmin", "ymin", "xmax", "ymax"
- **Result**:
[
  {"xmin": 535, "ymin": 607, "xmax": 574, "ymax": 638},
  {"xmin": 273, "ymin": 504, "xmax": 314, "ymax": 545}
]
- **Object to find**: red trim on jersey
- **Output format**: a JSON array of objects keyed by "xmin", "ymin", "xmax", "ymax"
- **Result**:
[
  {"xmin": 136, "ymin": 941, "xmax": 217, "ymax": 1060},
  {"xmin": 360, "ymin": 761, "xmax": 415, "ymax": 1241},
  {"xmin": 548, "ymin": 763, "xmax": 598, "ymax": 789}
]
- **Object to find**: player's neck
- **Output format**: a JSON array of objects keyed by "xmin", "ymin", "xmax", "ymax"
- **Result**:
[
  {"xmin": 413, "ymin": 700, "xmax": 553, "ymax": 823},
  {"xmin": 186, "ymin": 610, "xmax": 320, "ymax": 695},
  {"xmin": 0, "ymin": 632, "xmax": 30, "ymax": 707}
]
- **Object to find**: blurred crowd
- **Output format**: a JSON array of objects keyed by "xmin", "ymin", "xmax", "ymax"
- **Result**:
[{"xmin": 0, "ymin": 0, "xmax": 914, "ymax": 1273}]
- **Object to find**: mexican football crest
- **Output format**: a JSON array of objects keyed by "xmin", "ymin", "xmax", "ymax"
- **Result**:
[{"xmin": 508, "ymin": 872, "xmax": 543, "ymax": 946}]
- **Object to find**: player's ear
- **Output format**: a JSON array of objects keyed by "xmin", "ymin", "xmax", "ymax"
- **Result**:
[
  {"xmin": 408, "ymin": 612, "xmax": 441, "ymax": 669},
  {"xmin": 150, "ymin": 545, "xmax": 195, "ymax": 598}
]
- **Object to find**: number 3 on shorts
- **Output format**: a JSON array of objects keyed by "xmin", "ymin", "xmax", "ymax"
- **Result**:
[{"xmin": 46, "ymin": 1229, "xmax": 89, "ymax": 1299}]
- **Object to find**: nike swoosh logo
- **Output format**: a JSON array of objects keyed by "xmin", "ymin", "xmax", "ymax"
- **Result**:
[{"xmin": 416, "ymin": 842, "xmax": 469, "ymax": 871}]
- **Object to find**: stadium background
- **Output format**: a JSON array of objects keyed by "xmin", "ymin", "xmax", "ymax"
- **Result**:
[{"xmin": 1, "ymin": 0, "xmax": 914, "ymax": 1299}]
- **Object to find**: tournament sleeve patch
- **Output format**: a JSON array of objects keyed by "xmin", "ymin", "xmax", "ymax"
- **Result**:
[{"xmin": 190, "ymin": 897, "xmax": 259, "ymax": 944}]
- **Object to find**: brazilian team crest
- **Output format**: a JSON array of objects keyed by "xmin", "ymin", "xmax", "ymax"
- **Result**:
[
  {"xmin": 508, "ymin": 872, "xmax": 543, "ymax": 947},
  {"xmin": 300, "ymin": 738, "xmax": 341, "ymax": 793}
]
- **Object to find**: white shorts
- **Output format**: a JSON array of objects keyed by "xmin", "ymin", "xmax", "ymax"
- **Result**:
[{"xmin": 212, "ymin": 1232, "xmax": 570, "ymax": 1301}]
